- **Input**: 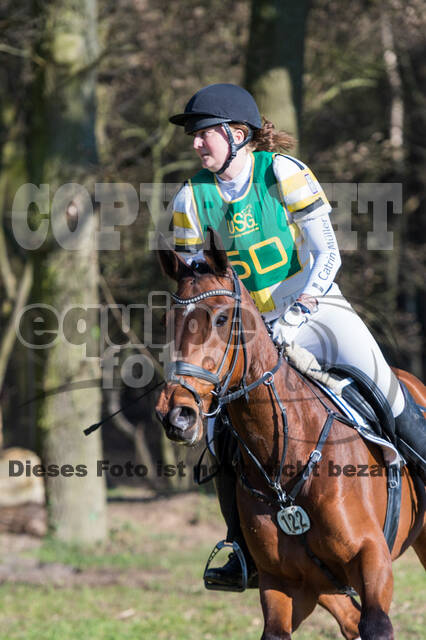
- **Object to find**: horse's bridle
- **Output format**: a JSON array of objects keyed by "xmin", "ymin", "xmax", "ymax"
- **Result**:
[{"xmin": 166, "ymin": 269, "xmax": 250, "ymax": 415}]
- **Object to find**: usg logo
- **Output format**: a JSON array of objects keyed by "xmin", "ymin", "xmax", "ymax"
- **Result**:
[{"xmin": 226, "ymin": 204, "xmax": 259, "ymax": 237}]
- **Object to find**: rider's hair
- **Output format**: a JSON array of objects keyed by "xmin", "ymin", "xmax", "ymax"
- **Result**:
[{"xmin": 231, "ymin": 118, "xmax": 296, "ymax": 152}]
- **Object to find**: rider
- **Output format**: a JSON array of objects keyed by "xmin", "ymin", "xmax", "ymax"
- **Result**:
[{"xmin": 168, "ymin": 83, "xmax": 426, "ymax": 589}]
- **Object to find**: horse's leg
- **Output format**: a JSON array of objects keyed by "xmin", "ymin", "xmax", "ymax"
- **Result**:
[
  {"xmin": 259, "ymin": 573, "xmax": 293, "ymax": 640},
  {"xmin": 346, "ymin": 539, "xmax": 394, "ymax": 640},
  {"xmin": 258, "ymin": 572, "xmax": 317, "ymax": 640},
  {"xmin": 412, "ymin": 522, "xmax": 426, "ymax": 568},
  {"xmin": 318, "ymin": 594, "xmax": 361, "ymax": 639}
]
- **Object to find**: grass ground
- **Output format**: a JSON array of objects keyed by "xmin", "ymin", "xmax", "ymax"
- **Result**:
[{"xmin": 0, "ymin": 492, "xmax": 424, "ymax": 639}]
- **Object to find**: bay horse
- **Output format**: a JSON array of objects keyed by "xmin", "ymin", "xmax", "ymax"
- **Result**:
[{"xmin": 155, "ymin": 229, "xmax": 425, "ymax": 640}]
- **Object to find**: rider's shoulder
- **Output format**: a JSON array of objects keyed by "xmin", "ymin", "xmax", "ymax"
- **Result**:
[
  {"xmin": 173, "ymin": 182, "xmax": 193, "ymax": 212},
  {"xmin": 272, "ymin": 153, "xmax": 310, "ymax": 179},
  {"xmin": 173, "ymin": 168, "xmax": 216, "ymax": 213}
]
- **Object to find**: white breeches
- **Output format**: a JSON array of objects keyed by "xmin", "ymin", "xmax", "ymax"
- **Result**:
[{"xmin": 292, "ymin": 284, "xmax": 404, "ymax": 416}]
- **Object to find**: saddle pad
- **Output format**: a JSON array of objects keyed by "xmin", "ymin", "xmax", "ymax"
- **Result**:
[{"xmin": 314, "ymin": 380, "xmax": 403, "ymax": 467}]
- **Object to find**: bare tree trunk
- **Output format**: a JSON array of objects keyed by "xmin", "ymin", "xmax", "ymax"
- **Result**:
[
  {"xmin": 245, "ymin": 0, "xmax": 311, "ymax": 145},
  {"xmin": 380, "ymin": 10, "xmax": 404, "ymax": 170},
  {"xmin": 28, "ymin": 0, "xmax": 106, "ymax": 543},
  {"xmin": 380, "ymin": 9, "xmax": 404, "ymax": 312},
  {"xmin": 0, "ymin": 100, "xmax": 31, "ymax": 451},
  {"xmin": 380, "ymin": 9, "xmax": 421, "ymax": 375}
]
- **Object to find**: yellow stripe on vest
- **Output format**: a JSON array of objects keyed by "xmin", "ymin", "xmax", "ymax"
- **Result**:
[
  {"xmin": 287, "ymin": 194, "xmax": 319, "ymax": 213},
  {"xmin": 279, "ymin": 171, "xmax": 308, "ymax": 195},
  {"xmin": 173, "ymin": 211, "xmax": 196, "ymax": 230},
  {"xmin": 250, "ymin": 287, "xmax": 276, "ymax": 313},
  {"xmin": 174, "ymin": 236, "xmax": 202, "ymax": 246}
]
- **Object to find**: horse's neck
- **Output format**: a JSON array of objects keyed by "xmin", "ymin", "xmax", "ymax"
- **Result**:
[
  {"xmin": 233, "ymin": 314, "xmax": 323, "ymax": 467},
  {"xmin": 244, "ymin": 313, "xmax": 278, "ymax": 381},
  {"xmin": 246, "ymin": 341, "xmax": 306, "ymax": 420}
]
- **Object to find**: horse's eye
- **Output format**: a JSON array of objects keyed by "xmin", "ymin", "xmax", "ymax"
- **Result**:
[{"xmin": 215, "ymin": 313, "xmax": 228, "ymax": 327}]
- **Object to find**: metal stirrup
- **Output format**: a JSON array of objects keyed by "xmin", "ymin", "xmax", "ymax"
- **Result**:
[{"xmin": 203, "ymin": 540, "xmax": 248, "ymax": 592}]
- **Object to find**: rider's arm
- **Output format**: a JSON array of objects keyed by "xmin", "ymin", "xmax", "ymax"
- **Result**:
[
  {"xmin": 296, "ymin": 214, "xmax": 342, "ymax": 298},
  {"xmin": 272, "ymin": 154, "xmax": 341, "ymax": 300}
]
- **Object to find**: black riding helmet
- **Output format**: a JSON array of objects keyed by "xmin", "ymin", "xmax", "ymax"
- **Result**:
[{"xmin": 169, "ymin": 83, "xmax": 262, "ymax": 174}]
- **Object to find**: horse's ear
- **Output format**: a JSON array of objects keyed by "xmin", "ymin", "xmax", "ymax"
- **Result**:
[
  {"xmin": 156, "ymin": 234, "xmax": 194, "ymax": 281},
  {"xmin": 204, "ymin": 227, "xmax": 229, "ymax": 275}
]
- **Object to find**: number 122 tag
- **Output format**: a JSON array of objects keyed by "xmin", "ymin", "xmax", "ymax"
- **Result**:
[{"xmin": 277, "ymin": 505, "xmax": 311, "ymax": 535}]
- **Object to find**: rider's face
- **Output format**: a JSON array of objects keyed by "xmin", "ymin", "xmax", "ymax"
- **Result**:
[{"xmin": 192, "ymin": 125, "xmax": 230, "ymax": 172}]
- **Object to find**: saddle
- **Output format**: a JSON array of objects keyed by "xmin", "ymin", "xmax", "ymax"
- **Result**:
[{"xmin": 285, "ymin": 345, "xmax": 397, "ymax": 456}]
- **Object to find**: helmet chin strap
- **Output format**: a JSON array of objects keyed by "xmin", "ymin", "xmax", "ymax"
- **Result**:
[{"xmin": 215, "ymin": 123, "xmax": 253, "ymax": 175}]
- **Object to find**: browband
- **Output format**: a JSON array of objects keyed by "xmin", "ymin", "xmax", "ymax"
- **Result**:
[{"xmin": 171, "ymin": 289, "xmax": 240, "ymax": 305}]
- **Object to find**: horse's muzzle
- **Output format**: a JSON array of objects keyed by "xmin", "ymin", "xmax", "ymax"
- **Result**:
[{"xmin": 156, "ymin": 405, "xmax": 200, "ymax": 444}]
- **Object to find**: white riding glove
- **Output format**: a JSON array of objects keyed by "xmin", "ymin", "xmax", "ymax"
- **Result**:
[{"xmin": 270, "ymin": 295, "xmax": 318, "ymax": 346}]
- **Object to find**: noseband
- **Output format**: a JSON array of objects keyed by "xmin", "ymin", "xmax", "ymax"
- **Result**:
[{"xmin": 166, "ymin": 270, "xmax": 250, "ymax": 415}]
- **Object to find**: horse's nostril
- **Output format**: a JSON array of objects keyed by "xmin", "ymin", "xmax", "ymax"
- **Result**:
[{"xmin": 168, "ymin": 406, "xmax": 197, "ymax": 430}]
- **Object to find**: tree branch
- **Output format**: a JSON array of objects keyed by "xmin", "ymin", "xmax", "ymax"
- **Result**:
[
  {"xmin": 0, "ymin": 216, "xmax": 17, "ymax": 300},
  {"xmin": 0, "ymin": 42, "xmax": 45, "ymax": 66},
  {"xmin": 310, "ymin": 78, "xmax": 377, "ymax": 111},
  {"xmin": 98, "ymin": 274, "xmax": 164, "ymax": 378},
  {"xmin": 0, "ymin": 260, "xmax": 33, "ymax": 390}
]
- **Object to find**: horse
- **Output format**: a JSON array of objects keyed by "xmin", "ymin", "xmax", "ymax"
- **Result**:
[{"xmin": 155, "ymin": 228, "xmax": 425, "ymax": 640}]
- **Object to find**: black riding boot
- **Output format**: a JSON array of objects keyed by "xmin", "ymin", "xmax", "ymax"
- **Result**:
[
  {"xmin": 204, "ymin": 417, "xmax": 258, "ymax": 589},
  {"xmin": 395, "ymin": 383, "xmax": 426, "ymax": 483}
]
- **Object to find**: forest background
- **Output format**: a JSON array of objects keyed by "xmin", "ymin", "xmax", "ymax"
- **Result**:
[{"xmin": 0, "ymin": 0, "xmax": 425, "ymax": 543}]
